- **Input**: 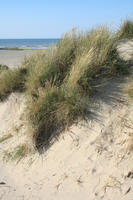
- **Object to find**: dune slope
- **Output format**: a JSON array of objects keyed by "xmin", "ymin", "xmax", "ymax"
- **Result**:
[{"xmin": 0, "ymin": 40, "xmax": 133, "ymax": 200}]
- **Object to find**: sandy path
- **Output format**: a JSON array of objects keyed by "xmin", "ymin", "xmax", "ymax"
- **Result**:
[{"xmin": 0, "ymin": 40, "xmax": 133, "ymax": 200}]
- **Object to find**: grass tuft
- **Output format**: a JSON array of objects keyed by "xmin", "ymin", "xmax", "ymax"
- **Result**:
[
  {"xmin": 0, "ymin": 20, "xmax": 132, "ymax": 151},
  {"xmin": 117, "ymin": 20, "xmax": 133, "ymax": 39},
  {"xmin": 0, "ymin": 133, "xmax": 12, "ymax": 143},
  {"xmin": 127, "ymin": 77, "xmax": 133, "ymax": 97},
  {"xmin": 3, "ymin": 144, "xmax": 30, "ymax": 162},
  {"xmin": 0, "ymin": 67, "xmax": 27, "ymax": 100},
  {"xmin": 12, "ymin": 144, "xmax": 29, "ymax": 160}
]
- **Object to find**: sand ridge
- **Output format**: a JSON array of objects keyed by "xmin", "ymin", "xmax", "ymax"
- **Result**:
[{"xmin": 0, "ymin": 40, "xmax": 133, "ymax": 199}]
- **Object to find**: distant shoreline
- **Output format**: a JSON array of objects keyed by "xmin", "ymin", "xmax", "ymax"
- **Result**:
[
  {"xmin": 0, "ymin": 38, "xmax": 59, "ymax": 50},
  {"xmin": 0, "ymin": 49, "xmax": 43, "ymax": 68},
  {"xmin": 0, "ymin": 47, "xmax": 47, "ymax": 51}
]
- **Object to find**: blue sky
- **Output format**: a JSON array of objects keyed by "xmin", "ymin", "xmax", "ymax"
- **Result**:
[{"xmin": 0, "ymin": 0, "xmax": 133, "ymax": 38}]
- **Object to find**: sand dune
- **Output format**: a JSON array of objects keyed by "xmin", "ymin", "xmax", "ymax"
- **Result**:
[{"xmin": 0, "ymin": 40, "xmax": 133, "ymax": 200}]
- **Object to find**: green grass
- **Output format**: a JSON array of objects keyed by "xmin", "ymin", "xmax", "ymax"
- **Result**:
[
  {"xmin": 117, "ymin": 20, "xmax": 133, "ymax": 39},
  {"xmin": 127, "ymin": 75, "xmax": 133, "ymax": 97},
  {"xmin": 0, "ymin": 134, "xmax": 12, "ymax": 143},
  {"xmin": 0, "ymin": 67, "xmax": 28, "ymax": 100},
  {"xmin": 0, "ymin": 64, "xmax": 8, "ymax": 75},
  {"xmin": 3, "ymin": 144, "xmax": 30, "ymax": 162},
  {"xmin": 12, "ymin": 144, "xmax": 29, "ymax": 160},
  {"xmin": 0, "ymin": 64, "xmax": 8, "ymax": 70},
  {"xmin": 0, "ymin": 20, "xmax": 133, "ymax": 151}
]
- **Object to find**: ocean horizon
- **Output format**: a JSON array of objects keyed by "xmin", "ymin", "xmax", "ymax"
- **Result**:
[{"xmin": 0, "ymin": 39, "xmax": 60, "ymax": 49}]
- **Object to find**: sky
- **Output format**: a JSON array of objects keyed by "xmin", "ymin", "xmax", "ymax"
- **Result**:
[{"xmin": 0, "ymin": 0, "xmax": 133, "ymax": 38}]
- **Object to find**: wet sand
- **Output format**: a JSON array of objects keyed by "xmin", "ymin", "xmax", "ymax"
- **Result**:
[{"xmin": 0, "ymin": 50, "xmax": 40, "ymax": 68}]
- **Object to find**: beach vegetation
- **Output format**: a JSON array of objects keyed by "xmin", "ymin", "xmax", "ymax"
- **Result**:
[
  {"xmin": 0, "ymin": 20, "xmax": 132, "ymax": 150},
  {"xmin": 0, "ymin": 133, "xmax": 12, "ymax": 143},
  {"xmin": 3, "ymin": 144, "xmax": 30, "ymax": 162},
  {"xmin": 117, "ymin": 20, "xmax": 133, "ymax": 39},
  {"xmin": 0, "ymin": 67, "xmax": 27, "ymax": 100}
]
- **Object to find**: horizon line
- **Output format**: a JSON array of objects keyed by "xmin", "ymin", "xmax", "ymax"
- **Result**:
[{"xmin": 0, "ymin": 38, "xmax": 60, "ymax": 39}]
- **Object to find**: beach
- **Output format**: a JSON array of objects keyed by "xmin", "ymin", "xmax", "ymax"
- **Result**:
[
  {"xmin": 1, "ymin": 0, "xmax": 133, "ymax": 199},
  {"xmin": 0, "ymin": 50, "xmax": 40, "ymax": 68},
  {"xmin": 0, "ymin": 38, "xmax": 133, "ymax": 200}
]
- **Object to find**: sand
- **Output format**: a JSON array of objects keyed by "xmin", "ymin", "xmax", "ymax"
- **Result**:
[
  {"xmin": 0, "ymin": 40, "xmax": 133, "ymax": 200},
  {"xmin": 0, "ymin": 50, "xmax": 40, "ymax": 68}
]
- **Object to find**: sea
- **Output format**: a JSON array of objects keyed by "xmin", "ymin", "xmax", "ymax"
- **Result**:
[{"xmin": 0, "ymin": 39, "xmax": 59, "ymax": 49}]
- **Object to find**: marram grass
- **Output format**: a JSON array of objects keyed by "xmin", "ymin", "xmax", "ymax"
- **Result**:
[{"xmin": 0, "ymin": 20, "xmax": 133, "ymax": 150}]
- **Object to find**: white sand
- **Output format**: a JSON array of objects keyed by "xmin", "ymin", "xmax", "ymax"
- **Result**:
[
  {"xmin": 0, "ymin": 50, "xmax": 39, "ymax": 68},
  {"xmin": 0, "ymin": 40, "xmax": 133, "ymax": 200},
  {"xmin": 117, "ymin": 39, "xmax": 133, "ymax": 60}
]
